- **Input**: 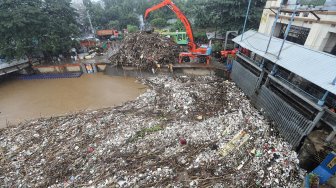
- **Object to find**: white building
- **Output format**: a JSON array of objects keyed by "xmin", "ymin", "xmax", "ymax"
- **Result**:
[{"xmin": 259, "ymin": 0, "xmax": 336, "ymax": 55}]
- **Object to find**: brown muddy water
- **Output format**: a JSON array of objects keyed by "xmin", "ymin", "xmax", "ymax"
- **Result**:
[{"xmin": 0, "ymin": 73, "xmax": 146, "ymax": 128}]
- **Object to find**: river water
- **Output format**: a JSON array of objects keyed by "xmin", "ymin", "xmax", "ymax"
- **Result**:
[{"xmin": 0, "ymin": 73, "xmax": 146, "ymax": 128}]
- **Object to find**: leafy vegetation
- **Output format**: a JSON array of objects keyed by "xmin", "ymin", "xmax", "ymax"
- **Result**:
[
  {"xmin": 84, "ymin": 0, "xmax": 266, "ymax": 34},
  {"xmin": 0, "ymin": 0, "xmax": 79, "ymax": 59},
  {"xmin": 150, "ymin": 18, "xmax": 167, "ymax": 28},
  {"xmin": 0, "ymin": 0, "xmax": 266, "ymax": 60},
  {"xmin": 127, "ymin": 25, "xmax": 139, "ymax": 33}
]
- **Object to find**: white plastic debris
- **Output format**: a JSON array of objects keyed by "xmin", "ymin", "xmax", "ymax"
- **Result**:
[{"xmin": 0, "ymin": 75, "xmax": 305, "ymax": 187}]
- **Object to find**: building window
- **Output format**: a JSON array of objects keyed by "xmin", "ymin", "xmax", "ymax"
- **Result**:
[
  {"xmin": 278, "ymin": 24, "xmax": 310, "ymax": 45},
  {"xmin": 322, "ymin": 32, "xmax": 336, "ymax": 55},
  {"xmin": 332, "ymin": 46, "xmax": 336, "ymax": 55}
]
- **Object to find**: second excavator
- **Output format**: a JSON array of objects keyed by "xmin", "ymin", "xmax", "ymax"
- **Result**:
[{"xmin": 144, "ymin": 0, "xmax": 212, "ymax": 64}]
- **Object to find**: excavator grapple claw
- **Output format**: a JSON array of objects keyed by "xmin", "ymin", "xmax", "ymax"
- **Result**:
[{"xmin": 143, "ymin": 22, "xmax": 154, "ymax": 33}]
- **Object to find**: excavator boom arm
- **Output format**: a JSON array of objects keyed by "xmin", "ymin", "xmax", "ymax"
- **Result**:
[
  {"xmin": 144, "ymin": 0, "xmax": 196, "ymax": 51},
  {"xmin": 144, "ymin": 0, "xmax": 170, "ymax": 19}
]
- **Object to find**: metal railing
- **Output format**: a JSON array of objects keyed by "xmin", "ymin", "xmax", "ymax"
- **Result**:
[{"xmin": 275, "ymin": 75, "xmax": 320, "ymax": 104}]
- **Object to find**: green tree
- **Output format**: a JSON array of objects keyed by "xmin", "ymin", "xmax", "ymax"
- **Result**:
[
  {"xmin": 108, "ymin": 20, "xmax": 120, "ymax": 29},
  {"xmin": 193, "ymin": 31, "xmax": 208, "ymax": 42},
  {"xmin": 150, "ymin": 18, "xmax": 167, "ymax": 28},
  {"xmin": 119, "ymin": 13, "xmax": 139, "ymax": 29},
  {"xmin": 41, "ymin": 0, "xmax": 80, "ymax": 58},
  {"xmin": 127, "ymin": 25, "xmax": 139, "ymax": 33},
  {"xmin": 0, "ymin": 0, "xmax": 46, "ymax": 58},
  {"xmin": 84, "ymin": 1, "xmax": 106, "ymax": 30},
  {"xmin": 191, "ymin": 0, "xmax": 266, "ymax": 33},
  {"xmin": 0, "ymin": 0, "xmax": 79, "ymax": 60},
  {"xmin": 170, "ymin": 20, "xmax": 185, "ymax": 32},
  {"xmin": 80, "ymin": 0, "xmax": 266, "ymax": 36}
]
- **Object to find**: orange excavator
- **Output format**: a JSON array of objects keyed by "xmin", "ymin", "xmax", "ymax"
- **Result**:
[
  {"xmin": 221, "ymin": 48, "xmax": 238, "ymax": 59},
  {"xmin": 220, "ymin": 48, "xmax": 250, "ymax": 61},
  {"xmin": 144, "ymin": 0, "xmax": 212, "ymax": 64}
]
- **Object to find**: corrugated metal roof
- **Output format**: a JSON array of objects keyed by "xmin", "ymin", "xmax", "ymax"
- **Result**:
[{"xmin": 232, "ymin": 30, "xmax": 336, "ymax": 95}]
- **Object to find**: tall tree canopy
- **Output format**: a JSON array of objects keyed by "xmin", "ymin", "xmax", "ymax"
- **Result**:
[
  {"xmin": 83, "ymin": 0, "xmax": 266, "ymax": 34},
  {"xmin": 0, "ymin": 0, "xmax": 266, "ymax": 59},
  {"xmin": 82, "ymin": 0, "xmax": 188, "ymax": 31},
  {"xmin": 191, "ymin": 0, "xmax": 266, "ymax": 32},
  {"xmin": 0, "ymin": 0, "xmax": 79, "ymax": 58}
]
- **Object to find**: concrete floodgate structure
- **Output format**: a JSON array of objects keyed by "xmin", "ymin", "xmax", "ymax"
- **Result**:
[
  {"xmin": 231, "ymin": 30, "xmax": 336, "ymax": 186},
  {"xmin": 232, "ymin": 30, "xmax": 336, "ymax": 146}
]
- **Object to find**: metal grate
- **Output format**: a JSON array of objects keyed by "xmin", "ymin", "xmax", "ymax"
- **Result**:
[
  {"xmin": 231, "ymin": 60, "xmax": 259, "ymax": 97},
  {"xmin": 255, "ymin": 85, "xmax": 315, "ymax": 147}
]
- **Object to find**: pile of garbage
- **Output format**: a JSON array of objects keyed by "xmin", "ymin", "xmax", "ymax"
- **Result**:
[
  {"xmin": 109, "ymin": 32, "xmax": 183, "ymax": 70},
  {"xmin": 0, "ymin": 75, "xmax": 305, "ymax": 187}
]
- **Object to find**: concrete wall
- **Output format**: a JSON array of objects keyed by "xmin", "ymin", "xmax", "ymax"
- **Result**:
[
  {"xmin": 33, "ymin": 64, "xmax": 81, "ymax": 73},
  {"xmin": 33, "ymin": 63, "xmax": 108, "ymax": 74},
  {"xmin": 96, "ymin": 64, "xmax": 107, "ymax": 72},
  {"xmin": 66, "ymin": 65, "xmax": 82, "ymax": 72},
  {"xmin": 182, "ymin": 68, "xmax": 215, "ymax": 76},
  {"xmin": 305, "ymin": 23, "xmax": 336, "ymax": 51},
  {"xmin": 259, "ymin": 0, "xmax": 336, "ymax": 52}
]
